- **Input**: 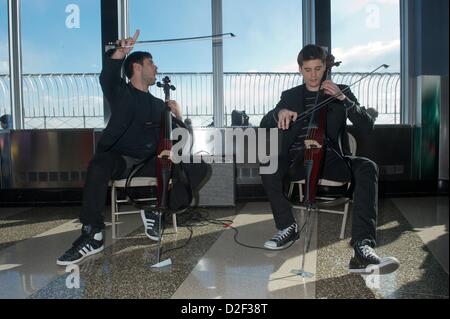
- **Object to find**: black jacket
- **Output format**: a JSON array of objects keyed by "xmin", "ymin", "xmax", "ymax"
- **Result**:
[
  {"xmin": 260, "ymin": 84, "xmax": 374, "ymax": 166},
  {"xmin": 97, "ymin": 54, "xmax": 166, "ymax": 159}
]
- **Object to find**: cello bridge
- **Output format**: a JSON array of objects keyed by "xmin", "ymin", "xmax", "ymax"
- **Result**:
[
  {"xmin": 304, "ymin": 139, "xmax": 322, "ymax": 149},
  {"xmin": 158, "ymin": 150, "xmax": 172, "ymax": 159}
]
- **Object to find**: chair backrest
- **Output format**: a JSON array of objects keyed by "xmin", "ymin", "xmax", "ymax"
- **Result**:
[{"xmin": 347, "ymin": 132, "xmax": 357, "ymax": 156}]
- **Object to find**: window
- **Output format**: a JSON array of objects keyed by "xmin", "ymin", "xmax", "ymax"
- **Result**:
[
  {"xmin": 130, "ymin": 0, "xmax": 213, "ymax": 127},
  {"xmin": 21, "ymin": 0, "xmax": 102, "ymax": 129},
  {"xmin": 331, "ymin": 0, "xmax": 401, "ymax": 124},
  {"xmin": 223, "ymin": 0, "xmax": 302, "ymax": 126}
]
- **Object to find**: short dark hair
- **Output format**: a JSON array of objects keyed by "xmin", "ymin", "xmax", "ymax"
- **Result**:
[
  {"xmin": 297, "ymin": 45, "xmax": 327, "ymax": 66},
  {"xmin": 123, "ymin": 51, "xmax": 153, "ymax": 79}
]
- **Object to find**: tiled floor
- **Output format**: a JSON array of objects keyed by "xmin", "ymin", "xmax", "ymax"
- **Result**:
[
  {"xmin": 315, "ymin": 198, "xmax": 449, "ymax": 299},
  {"xmin": 391, "ymin": 197, "xmax": 448, "ymax": 274},
  {"xmin": 172, "ymin": 203, "xmax": 318, "ymax": 299},
  {"xmin": 0, "ymin": 197, "xmax": 448, "ymax": 299},
  {"xmin": 0, "ymin": 208, "xmax": 143, "ymax": 298}
]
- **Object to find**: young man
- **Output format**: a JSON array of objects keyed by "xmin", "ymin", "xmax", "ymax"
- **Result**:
[
  {"xmin": 260, "ymin": 44, "xmax": 399, "ymax": 274},
  {"xmin": 57, "ymin": 30, "xmax": 184, "ymax": 266}
]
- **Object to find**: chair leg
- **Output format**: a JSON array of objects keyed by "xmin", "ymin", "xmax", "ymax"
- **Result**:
[
  {"xmin": 299, "ymin": 183, "xmax": 304, "ymax": 203},
  {"xmin": 111, "ymin": 185, "xmax": 117, "ymax": 239},
  {"xmin": 172, "ymin": 213, "xmax": 178, "ymax": 233},
  {"xmin": 340, "ymin": 201, "xmax": 349, "ymax": 239},
  {"xmin": 288, "ymin": 183, "xmax": 295, "ymax": 199}
]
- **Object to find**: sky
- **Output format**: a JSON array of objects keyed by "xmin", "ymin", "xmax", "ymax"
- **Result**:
[
  {"xmin": 0, "ymin": 0, "xmax": 401, "ymax": 74},
  {"xmin": 331, "ymin": 0, "xmax": 400, "ymax": 72},
  {"xmin": 1, "ymin": 0, "xmax": 102, "ymax": 74}
]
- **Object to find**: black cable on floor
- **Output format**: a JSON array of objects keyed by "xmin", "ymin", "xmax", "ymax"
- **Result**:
[
  {"xmin": 186, "ymin": 207, "xmax": 311, "ymax": 252},
  {"xmin": 159, "ymin": 208, "xmax": 206, "ymax": 257},
  {"xmin": 158, "ymin": 207, "xmax": 313, "ymax": 257}
]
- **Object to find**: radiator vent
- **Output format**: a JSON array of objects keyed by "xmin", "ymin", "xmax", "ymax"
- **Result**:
[
  {"xmin": 380, "ymin": 165, "xmax": 405, "ymax": 175},
  {"xmin": 236, "ymin": 166, "xmax": 262, "ymax": 184},
  {"xmin": 19, "ymin": 171, "xmax": 87, "ymax": 184}
]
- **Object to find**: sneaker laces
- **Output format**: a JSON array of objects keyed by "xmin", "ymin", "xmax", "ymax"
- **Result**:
[
  {"xmin": 271, "ymin": 224, "xmax": 297, "ymax": 242},
  {"xmin": 359, "ymin": 244, "xmax": 378, "ymax": 260}
]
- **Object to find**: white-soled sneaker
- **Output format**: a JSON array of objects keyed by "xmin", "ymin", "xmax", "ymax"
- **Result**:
[
  {"xmin": 349, "ymin": 239, "xmax": 400, "ymax": 275},
  {"xmin": 264, "ymin": 223, "xmax": 299, "ymax": 250},
  {"xmin": 57, "ymin": 225, "xmax": 104, "ymax": 266},
  {"xmin": 140, "ymin": 209, "xmax": 161, "ymax": 241}
]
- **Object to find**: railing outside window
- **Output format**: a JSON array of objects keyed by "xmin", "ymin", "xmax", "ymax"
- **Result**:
[{"xmin": 0, "ymin": 72, "xmax": 400, "ymax": 129}]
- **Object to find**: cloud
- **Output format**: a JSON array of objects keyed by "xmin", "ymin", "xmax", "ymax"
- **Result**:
[
  {"xmin": 333, "ymin": 39, "xmax": 400, "ymax": 64},
  {"xmin": 273, "ymin": 39, "xmax": 400, "ymax": 72},
  {"xmin": 334, "ymin": 39, "xmax": 400, "ymax": 58}
]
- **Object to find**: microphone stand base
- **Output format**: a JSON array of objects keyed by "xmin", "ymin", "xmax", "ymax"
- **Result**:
[
  {"xmin": 291, "ymin": 269, "xmax": 315, "ymax": 278},
  {"xmin": 150, "ymin": 258, "xmax": 173, "ymax": 268}
]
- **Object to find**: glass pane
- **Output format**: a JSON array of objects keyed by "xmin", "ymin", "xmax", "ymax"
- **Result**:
[
  {"xmin": 130, "ymin": 0, "xmax": 212, "ymax": 127},
  {"xmin": 0, "ymin": 0, "xmax": 11, "ymax": 127},
  {"xmin": 223, "ymin": 0, "xmax": 302, "ymax": 126},
  {"xmin": 331, "ymin": 0, "xmax": 401, "ymax": 124},
  {"xmin": 21, "ymin": 0, "xmax": 102, "ymax": 129}
]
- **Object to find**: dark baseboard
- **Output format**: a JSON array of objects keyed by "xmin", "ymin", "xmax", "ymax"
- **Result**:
[
  {"xmin": 0, "ymin": 180, "xmax": 446, "ymax": 207},
  {"xmin": 0, "ymin": 188, "xmax": 83, "ymax": 207},
  {"xmin": 236, "ymin": 180, "xmax": 446, "ymax": 201},
  {"xmin": 378, "ymin": 180, "xmax": 442, "ymax": 197}
]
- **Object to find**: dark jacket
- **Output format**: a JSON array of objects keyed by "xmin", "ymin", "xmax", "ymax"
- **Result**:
[
  {"xmin": 260, "ymin": 84, "xmax": 374, "ymax": 167},
  {"xmin": 97, "ymin": 54, "xmax": 165, "ymax": 159}
]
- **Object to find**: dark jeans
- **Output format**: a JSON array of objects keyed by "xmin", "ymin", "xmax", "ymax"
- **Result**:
[
  {"xmin": 261, "ymin": 149, "xmax": 378, "ymax": 246},
  {"xmin": 80, "ymin": 151, "xmax": 155, "ymax": 229}
]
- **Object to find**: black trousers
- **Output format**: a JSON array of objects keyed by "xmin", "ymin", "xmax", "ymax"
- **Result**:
[
  {"xmin": 80, "ymin": 151, "xmax": 155, "ymax": 229},
  {"xmin": 80, "ymin": 151, "xmax": 210, "ymax": 230},
  {"xmin": 261, "ymin": 149, "xmax": 378, "ymax": 246}
]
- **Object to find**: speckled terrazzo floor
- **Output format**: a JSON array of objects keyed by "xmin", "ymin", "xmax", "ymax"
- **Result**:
[
  {"xmin": 0, "ymin": 198, "xmax": 448, "ymax": 299},
  {"xmin": 29, "ymin": 208, "xmax": 238, "ymax": 299},
  {"xmin": 315, "ymin": 199, "xmax": 449, "ymax": 299},
  {"xmin": 0, "ymin": 207, "xmax": 79, "ymax": 251}
]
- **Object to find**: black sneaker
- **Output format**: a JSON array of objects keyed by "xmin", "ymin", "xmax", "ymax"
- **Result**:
[
  {"xmin": 140, "ymin": 209, "xmax": 161, "ymax": 241},
  {"xmin": 56, "ymin": 225, "xmax": 104, "ymax": 266},
  {"xmin": 349, "ymin": 239, "xmax": 400, "ymax": 275},
  {"xmin": 264, "ymin": 223, "xmax": 299, "ymax": 250}
]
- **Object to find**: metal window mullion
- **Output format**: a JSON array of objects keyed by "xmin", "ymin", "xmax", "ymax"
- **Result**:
[
  {"xmin": 118, "ymin": 0, "xmax": 129, "ymax": 40},
  {"xmin": 212, "ymin": 0, "xmax": 224, "ymax": 128},
  {"xmin": 302, "ymin": 0, "xmax": 316, "ymax": 46},
  {"xmin": 400, "ymin": 0, "xmax": 411, "ymax": 125},
  {"xmin": 8, "ymin": 0, "xmax": 24, "ymax": 129}
]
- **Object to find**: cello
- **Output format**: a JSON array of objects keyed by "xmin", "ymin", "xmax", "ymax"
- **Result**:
[
  {"xmin": 156, "ymin": 76, "xmax": 176, "ymax": 210},
  {"xmin": 142, "ymin": 76, "xmax": 176, "ymax": 268},
  {"xmin": 303, "ymin": 53, "xmax": 341, "ymax": 210},
  {"xmin": 293, "ymin": 53, "xmax": 341, "ymax": 278}
]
